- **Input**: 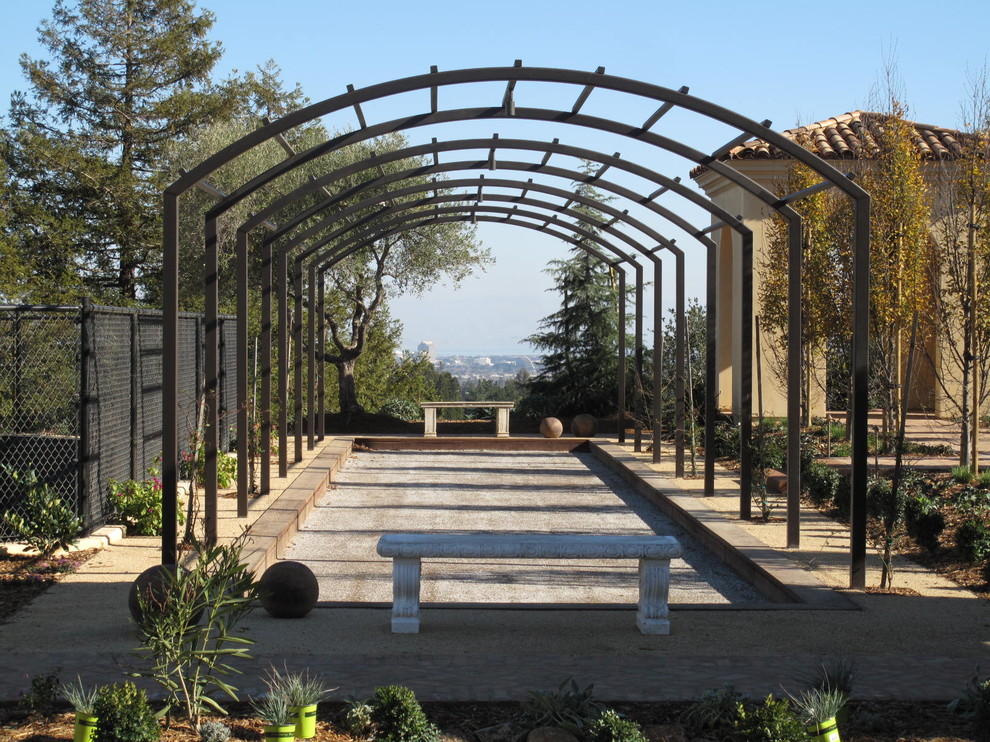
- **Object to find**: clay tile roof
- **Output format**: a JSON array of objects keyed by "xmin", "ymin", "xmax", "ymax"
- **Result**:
[{"xmin": 691, "ymin": 111, "xmax": 972, "ymax": 179}]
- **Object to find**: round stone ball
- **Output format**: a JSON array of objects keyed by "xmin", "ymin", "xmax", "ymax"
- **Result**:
[
  {"xmin": 259, "ymin": 561, "xmax": 319, "ymax": 618},
  {"xmin": 128, "ymin": 564, "xmax": 192, "ymax": 624},
  {"xmin": 540, "ymin": 417, "xmax": 564, "ymax": 438},
  {"xmin": 570, "ymin": 414, "xmax": 598, "ymax": 438}
]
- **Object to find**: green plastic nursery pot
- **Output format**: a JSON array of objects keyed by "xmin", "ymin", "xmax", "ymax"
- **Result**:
[
  {"xmin": 73, "ymin": 712, "xmax": 98, "ymax": 742},
  {"xmin": 291, "ymin": 704, "xmax": 318, "ymax": 738},
  {"xmin": 263, "ymin": 723, "xmax": 296, "ymax": 742},
  {"xmin": 807, "ymin": 716, "xmax": 841, "ymax": 742}
]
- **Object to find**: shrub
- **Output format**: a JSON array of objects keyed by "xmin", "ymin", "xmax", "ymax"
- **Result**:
[
  {"xmin": 92, "ymin": 682, "xmax": 160, "ymax": 742},
  {"xmin": 521, "ymin": 678, "xmax": 604, "ymax": 736},
  {"xmin": 905, "ymin": 495, "xmax": 946, "ymax": 553},
  {"xmin": 952, "ymin": 669, "xmax": 990, "ymax": 742},
  {"xmin": 19, "ymin": 668, "xmax": 62, "ymax": 717},
  {"xmin": 833, "ymin": 473, "xmax": 852, "ymax": 518},
  {"xmin": 465, "ymin": 406, "xmax": 495, "ymax": 420},
  {"xmin": 2, "ymin": 466, "xmax": 82, "ymax": 556},
  {"xmin": 516, "ymin": 393, "xmax": 554, "ymax": 421},
  {"xmin": 679, "ymin": 685, "xmax": 744, "ymax": 735},
  {"xmin": 368, "ymin": 685, "xmax": 439, "ymax": 742},
  {"xmin": 379, "ymin": 399, "xmax": 421, "ymax": 421},
  {"xmin": 804, "ymin": 462, "xmax": 840, "ymax": 507},
  {"xmin": 956, "ymin": 520, "xmax": 990, "ymax": 564},
  {"xmin": 342, "ymin": 699, "xmax": 374, "ymax": 737},
  {"xmin": 978, "ymin": 471, "xmax": 990, "ymax": 490},
  {"xmin": 797, "ymin": 434, "xmax": 816, "ymax": 475},
  {"xmin": 134, "ymin": 535, "xmax": 258, "ymax": 726},
  {"xmin": 953, "ymin": 465, "xmax": 973, "ymax": 484},
  {"xmin": 752, "ymin": 426, "xmax": 785, "ymax": 474},
  {"xmin": 586, "ymin": 709, "xmax": 646, "ymax": 742},
  {"xmin": 181, "ymin": 445, "xmax": 237, "ymax": 489},
  {"xmin": 730, "ymin": 696, "xmax": 805, "ymax": 742},
  {"xmin": 712, "ymin": 422, "xmax": 740, "ymax": 459},
  {"xmin": 108, "ymin": 464, "xmax": 184, "ymax": 536}
]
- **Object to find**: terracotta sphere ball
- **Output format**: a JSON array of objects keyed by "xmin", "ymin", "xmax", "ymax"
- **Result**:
[
  {"xmin": 540, "ymin": 417, "xmax": 564, "ymax": 438},
  {"xmin": 259, "ymin": 560, "xmax": 319, "ymax": 618},
  {"xmin": 128, "ymin": 564, "xmax": 194, "ymax": 624},
  {"xmin": 570, "ymin": 413, "xmax": 598, "ymax": 438}
]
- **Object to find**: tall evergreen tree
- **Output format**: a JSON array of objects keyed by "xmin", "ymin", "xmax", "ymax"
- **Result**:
[
  {"xmin": 1, "ymin": 0, "xmax": 240, "ymax": 303},
  {"xmin": 525, "ymin": 164, "xmax": 623, "ymax": 417}
]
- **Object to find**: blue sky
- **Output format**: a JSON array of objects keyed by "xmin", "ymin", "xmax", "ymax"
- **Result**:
[{"xmin": 2, "ymin": 0, "xmax": 989, "ymax": 355}]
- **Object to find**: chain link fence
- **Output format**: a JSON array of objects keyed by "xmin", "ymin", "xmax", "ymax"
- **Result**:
[{"xmin": 1, "ymin": 304, "xmax": 236, "ymax": 538}]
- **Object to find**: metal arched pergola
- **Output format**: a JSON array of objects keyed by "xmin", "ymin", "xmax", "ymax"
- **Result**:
[{"xmin": 161, "ymin": 64, "xmax": 871, "ymax": 588}]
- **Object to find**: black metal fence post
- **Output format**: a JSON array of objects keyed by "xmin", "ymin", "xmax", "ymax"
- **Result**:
[
  {"xmin": 78, "ymin": 298, "xmax": 91, "ymax": 521},
  {"xmin": 130, "ymin": 310, "xmax": 140, "ymax": 480}
]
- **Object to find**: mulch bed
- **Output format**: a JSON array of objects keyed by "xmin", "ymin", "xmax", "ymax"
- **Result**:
[
  {"xmin": 0, "ymin": 549, "xmax": 99, "ymax": 623},
  {"xmin": 0, "ymin": 700, "xmax": 981, "ymax": 742}
]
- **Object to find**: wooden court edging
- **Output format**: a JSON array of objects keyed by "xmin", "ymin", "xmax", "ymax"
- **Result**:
[
  {"xmin": 589, "ymin": 442, "xmax": 858, "ymax": 609},
  {"xmin": 241, "ymin": 438, "xmax": 354, "ymax": 577}
]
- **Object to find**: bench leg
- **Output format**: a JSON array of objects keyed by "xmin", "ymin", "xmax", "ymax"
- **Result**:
[
  {"xmin": 636, "ymin": 558, "xmax": 671, "ymax": 635},
  {"xmin": 495, "ymin": 408, "xmax": 510, "ymax": 437},
  {"xmin": 391, "ymin": 557, "xmax": 422, "ymax": 633},
  {"xmin": 423, "ymin": 408, "xmax": 437, "ymax": 438}
]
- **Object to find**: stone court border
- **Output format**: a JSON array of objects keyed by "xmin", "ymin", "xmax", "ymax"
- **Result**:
[{"xmin": 240, "ymin": 436, "xmax": 855, "ymax": 611}]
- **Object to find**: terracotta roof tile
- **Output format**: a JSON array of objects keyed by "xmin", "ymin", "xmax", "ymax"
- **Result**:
[{"xmin": 725, "ymin": 111, "xmax": 968, "ymax": 162}]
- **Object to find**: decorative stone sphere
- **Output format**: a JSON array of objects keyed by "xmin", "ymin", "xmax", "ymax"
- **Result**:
[
  {"xmin": 128, "ymin": 564, "xmax": 193, "ymax": 624},
  {"xmin": 259, "ymin": 561, "xmax": 319, "ymax": 618},
  {"xmin": 570, "ymin": 414, "xmax": 598, "ymax": 438},
  {"xmin": 540, "ymin": 417, "xmax": 563, "ymax": 438}
]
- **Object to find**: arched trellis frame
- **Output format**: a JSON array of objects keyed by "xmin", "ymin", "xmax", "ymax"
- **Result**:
[
  {"xmin": 162, "ymin": 65, "xmax": 870, "ymax": 588},
  {"xmin": 297, "ymin": 198, "xmax": 649, "ymax": 438},
  {"xmin": 242, "ymin": 137, "xmax": 745, "ymax": 502}
]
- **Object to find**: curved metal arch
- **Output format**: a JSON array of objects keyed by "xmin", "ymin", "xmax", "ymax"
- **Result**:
[
  {"xmin": 236, "ymin": 141, "xmax": 734, "ymax": 486},
  {"xmin": 288, "ymin": 186, "xmax": 665, "ymax": 453},
  {"xmin": 277, "ymin": 194, "xmax": 649, "ymax": 456},
  {"xmin": 162, "ymin": 65, "xmax": 868, "ymax": 586},
  {"xmin": 243, "ymin": 136, "xmax": 745, "ymax": 245},
  {"xmin": 245, "ymin": 167, "xmax": 680, "ymax": 489},
  {"xmin": 197, "ymin": 103, "xmax": 785, "ymax": 520},
  {"xmin": 280, "ymin": 183, "xmax": 673, "ymax": 457},
  {"xmin": 301, "ymin": 204, "xmax": 647, "ymax": 476},
  {"xmin": 170, "ymin": 65, "xmax": 866, "ymax": 204}
]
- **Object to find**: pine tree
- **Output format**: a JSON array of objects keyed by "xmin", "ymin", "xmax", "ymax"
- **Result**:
[
  {"xmin": 1, "ymin": 0, "xmax": 240, "ymax": 303},
  {"xmin": 525, "ymin": 164, "xmax": 623, "ymax": 417}
]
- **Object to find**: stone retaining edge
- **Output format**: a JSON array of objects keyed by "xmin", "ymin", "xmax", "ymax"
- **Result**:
[
  {"xmin": 589, "ymin": 441, "xmax": 858, "ymax": 609},
  {"xmin": 240, "ymin": 438, "xmax": 354, "ymax": 577}
]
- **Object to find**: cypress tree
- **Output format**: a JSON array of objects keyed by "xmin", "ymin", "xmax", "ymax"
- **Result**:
[{"xmin": 525, "ymin": 164, "xmax": 623, "ymax": 417}]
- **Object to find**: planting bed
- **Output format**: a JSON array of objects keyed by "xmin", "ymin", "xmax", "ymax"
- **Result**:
[
  {"xmin": 0, "ymin": 700, "xmax": 982, "ymax": 742},
  {"xmin": 0, "ymin": 548, "xmax": 98, "ymax": 623}
]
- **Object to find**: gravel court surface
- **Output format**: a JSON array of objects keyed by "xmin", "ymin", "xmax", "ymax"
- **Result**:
[{"xmin": 282, "ymin": 449, "xmax": 762, "ymax": 605}]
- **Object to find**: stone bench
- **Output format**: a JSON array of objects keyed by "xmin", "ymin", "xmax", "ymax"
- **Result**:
[
  {"xmin": 375, "ymin": 533, "xmax": 682, "ymax": 635},
  {"xmin": 420, "ymin": 401, "xmax": 514, "ymax": 437}
]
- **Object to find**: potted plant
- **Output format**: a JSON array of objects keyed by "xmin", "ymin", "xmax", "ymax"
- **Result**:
[
  {"xmin": 252, "ymin": 692, "xmax": 294, "ymax": 742},
  {"xmin": 264, "ymin": 667, "xmax": 332, "ymax": 739},
  {"xmin": 62, "ymin": 677, "xmax": 98, "ymax": 742},
  {"xmin": 790, "ymin": 686, "xmax": 847, "ymax": 742}
]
